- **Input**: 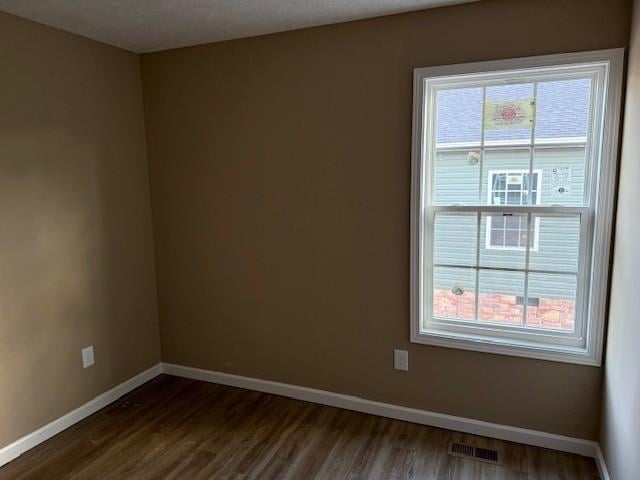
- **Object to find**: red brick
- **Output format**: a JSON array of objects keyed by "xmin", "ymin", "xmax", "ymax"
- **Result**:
[{"xmin": 434, "ymin": 289, "xmax": 575, "ymax": 331}]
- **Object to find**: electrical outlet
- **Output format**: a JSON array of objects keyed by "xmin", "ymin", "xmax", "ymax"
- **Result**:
[
  {"xmin": 82, "ymin": 346, "xmax": 95, "ymax": 368},
  {"xmin": 394, "ymin": 349, "xmax": 408, "ymax": 371}
]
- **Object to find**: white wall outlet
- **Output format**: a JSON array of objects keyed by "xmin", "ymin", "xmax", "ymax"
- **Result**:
[
  {"xmin": 394, "ymin": 349, "xmax": 408, "ymax": 371},
  {"xmin": 82, "ymin": 346, "xmax": 95, "ymax": 368}
]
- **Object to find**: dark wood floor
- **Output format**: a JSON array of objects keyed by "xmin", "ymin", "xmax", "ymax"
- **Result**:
[{"xmin": 0, "ymin": 375, "xmax": 599, "ymax": 479}]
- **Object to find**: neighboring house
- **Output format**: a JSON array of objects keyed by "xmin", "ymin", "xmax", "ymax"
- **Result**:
[{"xmin": 431, "ymin": 79, "xmax": 589, "ymax": 330}]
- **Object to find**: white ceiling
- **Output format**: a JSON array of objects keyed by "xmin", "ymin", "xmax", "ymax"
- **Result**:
[{"xmin": 0, "ymin": 0, "xmax": 476, "ymax": 53}]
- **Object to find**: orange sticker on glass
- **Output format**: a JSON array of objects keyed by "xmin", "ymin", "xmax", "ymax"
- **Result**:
[{"xmin": 483, "ymin": 99, "xmax": 535, "ymax": 130}]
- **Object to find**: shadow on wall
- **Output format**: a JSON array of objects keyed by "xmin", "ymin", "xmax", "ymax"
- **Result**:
[
  {"xmin": 0, "ymin": 9, "xmax": 162, "ymax": 447},
  {"xmin": 0, "ymin": 126, "xmax": 158, "ymax": 446},
  {"xmin": 0, "ymin": 129, "xmax": 107, "ymax": 441}
]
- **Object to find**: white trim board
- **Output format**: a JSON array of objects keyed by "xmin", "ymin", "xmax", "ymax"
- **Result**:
[
  {"xmin": 410, "ymin": 48, "xmax": 624, "ymax": 366},
  {"xmin": 162, "ymin": 363, "xmax": 599, "ymax": 458},
  {"xmin": 595, "ymin": 444, "xmax": 611, "ymax": 480},
  {"xmin": 0, "ymin": 362, "xmax": 610, "ymax": 475},
  {"xmin": 0, "ymin": 364, "xmax": 163, "ymax": 468}
]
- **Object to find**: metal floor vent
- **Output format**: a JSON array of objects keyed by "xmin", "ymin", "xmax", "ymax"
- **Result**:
[{"xmin": 448, "ymin": 442, "xmax": 500, "ymax": 465}]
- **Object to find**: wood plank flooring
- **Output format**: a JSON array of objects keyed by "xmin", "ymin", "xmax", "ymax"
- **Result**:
[{"xmin": 0, "ymin": 375, "xmax": 599, "ymax": 479}]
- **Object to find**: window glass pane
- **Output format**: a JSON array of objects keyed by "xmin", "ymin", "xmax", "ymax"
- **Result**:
[
  {"xmin": 414, "ymin": 56, "xmax": 616, "ymax": 362},
  {"xmin": 529, "ymin": 214, "xmax": 580, "ymax": 273},
  {"xmin": 433, "ymin": 213, "xmax": 477, "ymax": 267},
  {"xmin": 436, "ymin": 87, "xmax": 483, "ymax": 146},
  {"xmin": 480, "ymin": 213, "xmax": 527, "ymax": 268},
  {"xmin": 526, "ymin": 273, "xmax": 577, "ymax": 331},
  {"xmin": 484, "ymin": 83, "xmax": 534, "ymax": 144},
  {"xmin": 506, "ymin": 192, "xmax": 520, "ymax": 204},
  {"xmin": 535, "ymin": 78, "xmax": 591, "ymax": 143},
  {"xmin": 478, "ymin": 270, "xmax": 525, "ymax": 326},
  {"xmin": 433, "ymin": 267, "xmax": 476, "ymax": 321},
  {"xmin": 532, "ymin": 147, "xmax": 587, "ymax": 206},
  {"xmin": 433, "ymin": 149, "xmax": 480, "ymax": 204},
  {"xmin": 481, "ymin": 148, "xmax": 532, "ymax": 204}
]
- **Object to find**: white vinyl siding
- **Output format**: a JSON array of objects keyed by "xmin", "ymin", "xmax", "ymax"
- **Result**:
[{"xmin": 434, "ymin": 147, "xmax": 582, "ymax": 298}]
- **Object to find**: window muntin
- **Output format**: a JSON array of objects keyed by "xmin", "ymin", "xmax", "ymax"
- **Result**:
[
  {"xmin": 488, "ymin": 171, "xmax": 539, "ymax": 208},
  {"xmin": 486, "ymin": 170, "xmax": 541, "ymax": 250},
  {"xmin": 432, "ymin": 210, "xmax": 581, "ymax": 335},
  {"xmin": 411, "ymin": 51, "xmax": 623, "ymax": 365}
]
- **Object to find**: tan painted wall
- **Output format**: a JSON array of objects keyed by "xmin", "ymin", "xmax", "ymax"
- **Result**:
[
  {"xmin": 141, "ymin": 0, "xmax": 630, "ymax": 440},
  {"xmin": 0, "ymin": 12, "xmax": 160, "ymax": 447},
  {"xmin": 599, "ymin": 0, "xmax": 640, "ymax": 477}
]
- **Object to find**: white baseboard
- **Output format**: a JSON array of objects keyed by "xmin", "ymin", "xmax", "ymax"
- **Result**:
[
  {"xmin": 595, "ymin": 444, "xmax": 611, "ymax": 480},
  {"xmin": 0, "ymin": 361, "xmax": 606, "ymax": 474},
  {"xmin": 0, "ymin": 363, "xmax": 163, "ymax": 468},
  {"xmin": 162, "ymin": 362, "xmax": 599, "ymax": 459}
]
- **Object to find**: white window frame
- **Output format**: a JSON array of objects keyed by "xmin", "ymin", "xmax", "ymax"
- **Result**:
[
  {"xmin": 485, "ymin": 169, "xmax": 542, "ymax": 251},
  {"xmin": 410, "ymin": 49, "xmax": 624, "ymax": 366}
]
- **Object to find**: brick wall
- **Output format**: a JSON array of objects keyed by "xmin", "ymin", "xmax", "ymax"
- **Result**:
[{"xmin": 433, "ymin": 290, "xmax": 574, "ymax": 330}]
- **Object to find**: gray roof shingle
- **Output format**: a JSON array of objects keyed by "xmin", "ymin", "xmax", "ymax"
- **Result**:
[{"xmin": 436, "ymin": 78, "xmax": 590, "ymax": 145}]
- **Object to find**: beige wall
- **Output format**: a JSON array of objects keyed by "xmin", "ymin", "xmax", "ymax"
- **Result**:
[
  {"xmin": 0, "ymin": 12, "xmax": 160, "ymax": 447},
  {"xmin": 600, "ymin": 0, "xmax": 640, "ymax": 477},
  {"xmin": 141, "ymin": 0, "xmax": 630, "ymax": 439}
]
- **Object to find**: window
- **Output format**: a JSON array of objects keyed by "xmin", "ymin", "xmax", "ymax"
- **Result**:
[
  {"xmin": 410, "ymin": 50, "xmax": 623, "ymax": 365},
  {"xmin": 486, "ymin": 170, "xmax": 541, "ymax": 250}
]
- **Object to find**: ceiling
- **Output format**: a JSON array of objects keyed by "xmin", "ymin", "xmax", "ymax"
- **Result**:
[{"xmin": 0, "ymin": 0, "xmax": 476, "ymax": 53}]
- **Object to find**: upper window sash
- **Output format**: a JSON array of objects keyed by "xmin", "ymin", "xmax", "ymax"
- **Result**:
[{"xmin": 423, "ymin": 67, "xmax": 605, "ymax": 209}]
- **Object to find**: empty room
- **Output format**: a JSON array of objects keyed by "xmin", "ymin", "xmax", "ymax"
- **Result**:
[{"xmin": 1, "ymin": 0, "xmax": 639, "ymax": 478}]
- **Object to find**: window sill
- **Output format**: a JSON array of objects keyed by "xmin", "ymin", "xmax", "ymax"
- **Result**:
[{"xmin": 410, "ymin": 329, "xmax": 600, "ymax": 366}]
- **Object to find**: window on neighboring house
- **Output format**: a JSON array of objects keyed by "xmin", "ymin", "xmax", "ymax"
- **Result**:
[
  {"xmin": 410, "ymin": 50, "xmax": 623, "ymax": 365},
  {"xmin": 486, "ymin": 170, "xmax": 541, "ymax": 251}
]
